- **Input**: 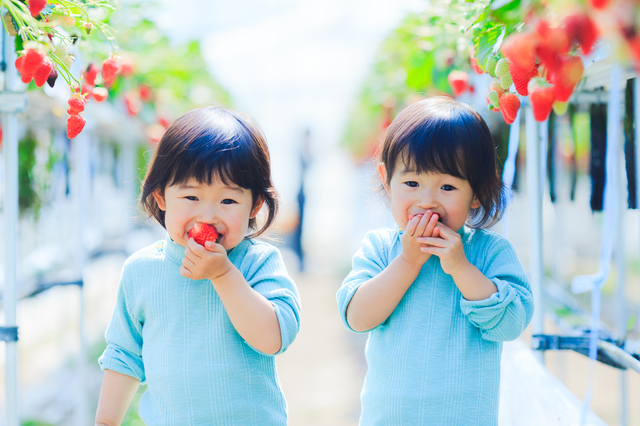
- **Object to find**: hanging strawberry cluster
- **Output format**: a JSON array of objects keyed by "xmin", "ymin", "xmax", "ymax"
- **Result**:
[
  {"xmin": 5, "ymin": 0, "xmax": 120, "ymax": 138},
  {"xmin": 479, "ymin": 12, "xmax": 595, "ymax": 124}
]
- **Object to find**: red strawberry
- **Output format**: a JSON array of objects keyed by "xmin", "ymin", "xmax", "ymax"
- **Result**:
[
  {"xmin": 22, "ymin": 49, "xmax": 44, "ymax": 75},
  {"xmin": 81, "ymin": 84, "xmax": 93, "ymax": 100},
  {"xmin": 28, "ymin": 0, "xmax": 47, "ymax": 17},
  {"xmin": 68, "ymin": 94, "xmax": 86, "ymax": 115},
  {"xmin": 46, "ymin": 68, "xmax": 58, "ymax": 88},
  {"xmin": 509, "ymin": 62, "xmax": 538, "ymax": 96},
  {"xmin": 550, "ymin": 55, "xmax": 584, "ymax": 102},
  {"xmin": 528, "ymin": 78, "xmax": 555, "ymax": 121},
  {"xmin": 188, "ymin": 223, "xmax": 219, "ymax": 246},
  {"xmin": 447, "ymin": 70, "xmax": 469, "ymax": 96},
  {"xmin": 102, "ymin": 56, "xmax": 121, "ymax": 87},
  {"xmin": 535, "ymin": 20, "xmax": 570, "ymax": 73},
  {"xmin": 84, "ymin": 64, "xmax": 99, "ymax": 86},
  {"xmin": 564, "ymin": 14, "xmax": 598, "ymax": 55},
  {"xmin": 499, "ymin": 92, "xmax": 520, "ymax": 125},
  {"xmin": 501, "ymin": 31, "xmax": 538, "ymax": 74},
  {"xmin": 139, "ymin": 84, "xmax": 152, "ymax": 102},
  {"xmin": 92, "ymin": 87, "xmax": 108, "ymax": 102},
  {"xmin": 33, "ymin": 60, "xmax": 53, "ymax": 87},
  {"xmin": 67, "ymin": 114, "xmax": 86, "ymax": 139},
  {"xmin": 590, "ymin": 0, "xmax": 609, "ymax": 9}
]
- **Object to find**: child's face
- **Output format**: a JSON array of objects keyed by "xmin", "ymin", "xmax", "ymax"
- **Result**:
[
  {"xmin": 153, "ymin": 178, "xmax": 263, "ymax": 250},
  {"xmin": 378, "ymin": 160, "xmax": 481, "ymax": 232}
]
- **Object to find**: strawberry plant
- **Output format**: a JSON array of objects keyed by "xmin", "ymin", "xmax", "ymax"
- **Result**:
[{"xmin": 2, "ymin": 0, "xmax": 121, "ymax": 138}]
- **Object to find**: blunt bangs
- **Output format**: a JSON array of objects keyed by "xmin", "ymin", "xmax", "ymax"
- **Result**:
[{"xmin": 164, "ymin": 114, "xmax": 264, "ymax": 193}]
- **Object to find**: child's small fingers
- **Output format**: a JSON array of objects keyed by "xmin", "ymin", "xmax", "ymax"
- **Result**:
[
  {"xmin": 414, "ymin": 212, "xmax": 430, "ymax": 236},
  {"xmin": 424, "ymin": 213, "xmax": 439, "ymax": 237},
  {"xmin": 432, "ymin": 226, "xmax": 441, "ymax": 238},
  {"xmin": 180, "ymin": 265, "xmax": 193, "ymax": 278}
]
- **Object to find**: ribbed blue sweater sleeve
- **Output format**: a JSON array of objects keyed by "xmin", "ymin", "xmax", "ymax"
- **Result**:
[
  {"xmin": 99, "ymin": 262, "xmax": 146, "ymax": 382},
  {"xmin": 243, "ymin": 245, "xmax": 301, "ymax": 355},
  {"xmin": 337, "ymin": 229, "xmax": 390, "ymax": 333},
  {"xmin": 459, "ymin": 236, "xmax": 534, "ymax": 341}
]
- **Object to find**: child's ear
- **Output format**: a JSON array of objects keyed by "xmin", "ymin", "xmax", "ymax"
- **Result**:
[
  {"xmin": 471, "ymin": 196, "xmax": 481, "ymax": 209},
  {"xmin": 152, "ymin": 189, "xmax": 167, "ymax": 211},
  {"xmin": 377, "ymin": 163, "xmax": 391, "ymax": 195},
  {"xmin": 250, "ymin": 196, "xmax": 265, "ymax": 219}
]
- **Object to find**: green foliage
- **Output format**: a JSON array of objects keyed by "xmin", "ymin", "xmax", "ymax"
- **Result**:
[
  {"xmin": 18, "ymin": 132, "xmax": 41, "ymax": 218},
  {"xmin": 105, "ymin": 9, "xmax": 231, "ymax": 120},
  {"xmin": 343, "ymin": 0, "xmax": 489, "ymax": 157}
]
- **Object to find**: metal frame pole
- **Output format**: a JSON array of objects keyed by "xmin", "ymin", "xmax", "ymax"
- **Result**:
[
  {"xmin": 526, "ymin": 106, "xmax": 545, "ymax": 364},
  {"xmin": 2, "ymin": 25, "xmax": 20, "ymax": 426}
]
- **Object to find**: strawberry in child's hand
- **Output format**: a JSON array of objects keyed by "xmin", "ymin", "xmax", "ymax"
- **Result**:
[
  {"xmin": 28, "ymin": 0, "xmax": 47, "ymax": 17},
  {"xmin": 447, "ymin": 70, "xmax": 469, "ymax": 97},
  {"xmin": 188, "ymin": 223, "xmax": 219, "ymax": 246},
  {"xmin": 67, "ymin": 114, "xmax": 86, "ymax": 139},
  {"xmin": 499, "ymin": 92, "xmax": 520, "ymax": 125},
  {"xmin": 33, "ymin": 60, "xmax": 53, "ymax": 87},
  {"xmin": 528, "ymin": 78, "xmax": 555, "ymax": 122}
]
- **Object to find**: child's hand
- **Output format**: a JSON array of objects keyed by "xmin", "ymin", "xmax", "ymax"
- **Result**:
[
  {"xmin": 417, "ymin": 221, "xmax": 469, "ymax": 277},
  {"xmin": 399, "ymin": 211, "xmax": 439, "ymax": 267},
  {"xmin": 181, "ymin": 238, "xmax": 233, "ymax": 281}
]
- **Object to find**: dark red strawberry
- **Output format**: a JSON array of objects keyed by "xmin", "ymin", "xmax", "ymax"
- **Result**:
[
  {"xmin": 46, "ymin": 68, "xmax": 58, "ymax": 88},
  {"xmin": 67, "ymin": 114, "xmax": 86, "ymax": 139},
  {"xmin": 188, "ymin": 223, "xmax": 219, "ymax": 246}
]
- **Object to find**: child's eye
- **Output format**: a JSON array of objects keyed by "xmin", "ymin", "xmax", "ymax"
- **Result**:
[
  {"xmin": 405, "ymin": 181, "xmax": 419, "ymax": 188},
  {"xmin": 441, "ymin": 184, "xmax": 455, "ymax": 191},
  {"xmin": 221, "ymin": 199, "xmax": 237, "ymax": 205},
  {"xmin": 185, "ymin": 196, "xmax": 198, "ymax": 201}
]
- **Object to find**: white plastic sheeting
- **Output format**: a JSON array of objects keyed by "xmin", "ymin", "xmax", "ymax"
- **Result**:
[{"xmin": 499, "ymin": 340, "xmax": 607, "ymax": 426}]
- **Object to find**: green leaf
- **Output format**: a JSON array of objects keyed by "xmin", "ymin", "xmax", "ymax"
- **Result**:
[{"xmin": 473, "ymin": 23, "xmax": 504, "ymax": 71}]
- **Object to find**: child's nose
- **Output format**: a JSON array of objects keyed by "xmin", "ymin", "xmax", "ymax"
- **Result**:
[
  {"xmin": 417, "ymin": 191, "xmax": 439, "ymax": 210},
  {"xmin": 200, "ymin": 203, "xmax": 218, "ymax": 223}
]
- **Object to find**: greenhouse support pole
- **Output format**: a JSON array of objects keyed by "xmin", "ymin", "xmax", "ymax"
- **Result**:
[
  {"xmin": 72, "ymin": 131, "xmax": 91, "ymax": 426},
  {"xmin": 614, "ymin": 152, "xmax": 627, "ymax": 425},
  {"xmin": 2, "ymin": 26, "xmax": 21, "ymax": 426},
  {"xmin": 526, "ymin": 106, "xmax": 544, "ymax": 364}
]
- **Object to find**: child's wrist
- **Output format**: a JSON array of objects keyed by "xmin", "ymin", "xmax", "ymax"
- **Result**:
[{"xmin": 209, "ymin": 260, "xmax": 236, "ymax": 283}]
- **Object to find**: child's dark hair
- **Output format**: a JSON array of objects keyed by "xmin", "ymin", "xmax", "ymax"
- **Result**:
[
  {"xmin": 379, "ymin": 96, "xmax": 505, "ymax": 228},
  {"xmin": 140, "ymin": 105, "xmax": 278, "ymax": 238}
]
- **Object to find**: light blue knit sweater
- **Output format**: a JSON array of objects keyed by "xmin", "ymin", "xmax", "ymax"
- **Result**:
[
  {"xmin": 99, "ymin": 236, "xmax": 301, "ymax": 425},
  {"xmin": 337, "ymin": 225, "xmax": 534, "ymax": 426}
]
